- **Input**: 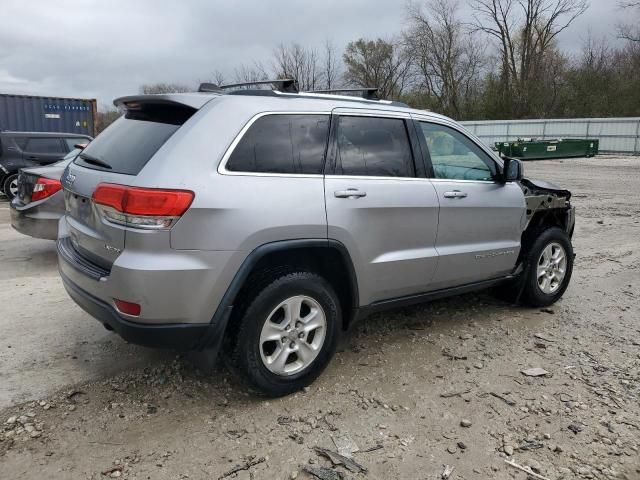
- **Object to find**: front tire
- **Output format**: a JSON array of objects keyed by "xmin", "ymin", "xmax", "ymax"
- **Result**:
[
  {"xmin": 225, "ymin": 271, "xmax": 341, "ymax": 397},
  {"xmin": 520, "ymin": 227, "xmax": 574, "ymax": 307}
]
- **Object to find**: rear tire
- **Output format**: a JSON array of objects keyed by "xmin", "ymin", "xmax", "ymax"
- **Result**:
[
  {"xmin": 519, "ymin": 227, "xmax": 574, "ymax": 307},
  {"xmin": 3, "ymin": 174, "xmax": 18, "ymax": 200},
  {"xmin": 225, "ymin": 271, "xmax": 341, "ymax": 397}
]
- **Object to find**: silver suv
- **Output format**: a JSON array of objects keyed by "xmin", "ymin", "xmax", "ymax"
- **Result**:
[{"xmin": 57, "ymin": 81, "xmax": 575, "ymax": 396}]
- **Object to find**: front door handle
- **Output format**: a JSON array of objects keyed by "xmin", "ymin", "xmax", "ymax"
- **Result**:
[
  {"xmin": 443, "ymin": 190, "xmax": 468, "ymax": 199},
  {"xmin": 335, "ymin": 188, "xmax": 367, "ymax": 199}
]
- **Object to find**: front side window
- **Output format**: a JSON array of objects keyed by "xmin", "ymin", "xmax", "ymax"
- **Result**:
[
  {"xmin": 226, "ymin": 114, "xmax": 329, "ymax": 174},
  {"xmin": 334, "ymin": 116, "xmax": 415, "ymax": 177},
  {"xmin": 419, "ymin": 122, "xmax": 497, "ymax": 181},
  {"xmin": 24, "ymin": 137, "xmax": 65, "ymax": 154}
]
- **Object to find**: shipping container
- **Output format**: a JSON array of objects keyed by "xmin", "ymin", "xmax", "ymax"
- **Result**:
[
  {"xmin": 0, "ymin": 93, "xmax": 96, "ymax": 137},
  {"xmin": 494, "ymin": 138, "xmax": 599, "ymax": 160}
]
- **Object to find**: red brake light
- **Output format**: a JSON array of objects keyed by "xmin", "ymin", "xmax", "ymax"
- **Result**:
[
  {"xmin": 92, "ymin": 183, "xmax": 194, "ymax": 230},
  {"xmin": 92, "ymin": 184, "xmax": 127, "ymax": 211},
  {"xmin": 32, "ymin": 178, "xmax": 62, "ymax": 202},
  {"xmin": 114, "ymin": 298, "xmax": 141, "ymax": 316},
  {"xmin": 124, "ymin": 187, "xmax": 194, "ymax": 216}
]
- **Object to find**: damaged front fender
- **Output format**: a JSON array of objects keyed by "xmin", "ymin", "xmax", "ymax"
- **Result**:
[{"xmin": 520, "ymin": 178, "xmax": 575, "ymax": 236}]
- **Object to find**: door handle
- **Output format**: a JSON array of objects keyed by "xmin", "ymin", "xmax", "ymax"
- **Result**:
[
  {"xmin": 335, "ymin": 188, "xmax": 367, "ymax": 199},
  {"xmin": 443, "ymin": 190, "xmax": 468, "ymax": 199}
]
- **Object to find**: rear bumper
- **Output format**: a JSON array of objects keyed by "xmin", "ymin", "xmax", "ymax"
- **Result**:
[
  {"xmin": 57, "ymin": 214, "xmax": 241, "ymax": 326},
  {"xmin": 56, "ymin": 213, "xmax": 245, "ymax": 349},
  {"xmin": 10, "ymin": 200, "xmax": 61, "ymax": 240},
  {"xmin": 60, "ymin": 269, "xmax": 209, "ymax": 349}
]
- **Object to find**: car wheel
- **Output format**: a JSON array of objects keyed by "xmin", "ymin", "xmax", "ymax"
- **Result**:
[
  {"xmin": 3, "ymin": 174, "xmax": 19, "ymax": 199},
  {"xmin": 226, "ymin": 271, "xmax": 341, "ymax": 397},
  {"xmin": 520, "ymin": 227, "xmax": 574, "ymax": 307}
]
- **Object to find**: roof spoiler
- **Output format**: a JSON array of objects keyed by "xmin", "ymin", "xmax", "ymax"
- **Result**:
[{"xmin": 113, "ymin": 93, "xmax": 215, "ymax": 110}]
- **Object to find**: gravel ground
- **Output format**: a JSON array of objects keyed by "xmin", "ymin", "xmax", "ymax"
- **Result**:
[{"xmin": 0, "ymin": 155, "xmax": 639, "ymax": 479}]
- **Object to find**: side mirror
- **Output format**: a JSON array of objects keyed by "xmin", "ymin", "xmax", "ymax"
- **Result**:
[{"xmin": 502, "ymin": 156, "xmax": 523, "ymax": 182}]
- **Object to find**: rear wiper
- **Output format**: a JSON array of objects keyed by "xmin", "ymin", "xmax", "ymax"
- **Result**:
[{"xmin": 79, "ymin": 152, "xmax": 112, "ymax": 170}]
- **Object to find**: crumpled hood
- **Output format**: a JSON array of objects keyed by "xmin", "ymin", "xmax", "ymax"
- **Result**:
[{"xmin": 521, "ymin": 177, "xmax": 571, "ymax": 200}]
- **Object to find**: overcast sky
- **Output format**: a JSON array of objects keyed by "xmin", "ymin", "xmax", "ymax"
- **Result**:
[{"xmin": 0, "ymin": 0, "xmax": 627, "ymax": 110}]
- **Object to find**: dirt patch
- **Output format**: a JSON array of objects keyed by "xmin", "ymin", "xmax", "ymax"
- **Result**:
[{"xmin": 1, "ymin": 156, "xmax": 639, "ymax": 479}]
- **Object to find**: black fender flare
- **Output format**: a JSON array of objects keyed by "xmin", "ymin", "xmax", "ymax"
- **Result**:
[{"xmin": 197, "ymin": 238, "xmax": 359, "ymax": 351}]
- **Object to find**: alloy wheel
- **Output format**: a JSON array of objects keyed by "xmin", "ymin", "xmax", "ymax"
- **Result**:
[
  {"xmin": 259, "ymin": 295, "xmax": 327, "ymax": 376},
  {"xmin": 536, "ymin": 242, "xmax": 567, "ymax": 294},
  {"xmin": 8, "ymin": 178, "xmax": 18, "ymax": 198}
]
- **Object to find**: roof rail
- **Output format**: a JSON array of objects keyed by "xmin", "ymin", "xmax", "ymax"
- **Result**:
[
  {"xmin": 198, "ymin": 79, "xmax": 299, "ymax": 94},
  {"xmin": 309, "ymin": 88, "xmax": 380, "ymax": 100}
]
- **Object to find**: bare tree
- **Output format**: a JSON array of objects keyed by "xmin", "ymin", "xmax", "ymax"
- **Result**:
[
  {"xmin": 96, "ymin": 107, "xmax": 121, "ymax": 134},
  {"xmin": 140, "ymin": 83, "xmax": 191, "ymax": 94},
  {"xmin": 321, "ymin": 39, "xmax": 342, "ymax": 89},
  {"xmin": 618, "ymin": 1, "xmax": 640, "ymax": 43},
  {"xmin": 233, "ymin": 61, "xmax": 268, "ymax": 85},
  {"xmin": 342, "ymin": 38, "xmax": 412, "ymax": 99},
  {"xmin": 209, "ymin": 69, "xmax": 226, "ymax": 86},
  {"xmin": 272, "ymin": 43, "xmax": 321, "ymax": 90},
  {"xmin": 470, "ymin": 0, "xmax": 588, "ymax": 116},
  {"xmin": 405, "ymin": 0, "xmax": 485, "ymax": 118}
]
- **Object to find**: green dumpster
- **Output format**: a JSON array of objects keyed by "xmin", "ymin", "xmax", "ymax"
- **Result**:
[{"xmin": 495, "ymin": 138, "xmax": 599, "ymax": 160}]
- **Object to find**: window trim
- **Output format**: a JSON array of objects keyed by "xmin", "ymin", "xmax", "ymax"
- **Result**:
[
  {"xmin": 325, "ymin": 112, "xmax": 421, "ymax": 179},
  {"xmin": 218, "ymin": 111, "xmax": 331, "ymax": 178},
  {"xmin": 414, "ymin": 118, "xmax": 501, "ymax": 183}
]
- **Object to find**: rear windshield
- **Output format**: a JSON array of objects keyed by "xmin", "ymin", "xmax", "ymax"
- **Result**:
[{"xmin": 74, "ymin": 104, "xmax": 193, "ymax": 175}]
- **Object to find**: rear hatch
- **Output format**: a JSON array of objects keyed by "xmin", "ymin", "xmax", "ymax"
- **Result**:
[{"xmin": 61, "ymin": 95, "xmax": 208, "ymax": 270}]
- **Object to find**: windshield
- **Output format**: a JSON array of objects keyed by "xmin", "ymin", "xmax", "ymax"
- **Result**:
[{"xmin": 73, "ymin": 103, "xmax": 195, "ymax": 175}]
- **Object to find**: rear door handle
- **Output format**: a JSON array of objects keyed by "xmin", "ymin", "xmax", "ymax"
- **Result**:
[
  {"xmin": 443, "ymin": 190, "xmax": 468, "ymax": 199},
  {"xmin": 335, "ymin": 188, "xmax": 367, "ymax": 199}
]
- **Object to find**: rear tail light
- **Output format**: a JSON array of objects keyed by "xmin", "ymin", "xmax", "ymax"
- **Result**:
[
  {"xmin": 113, "ymin": 298, "xmax": 141, "ymax": 316},
  {"xmin": 92, "ymin": 183, "xmax": 194, "ymax": 230},
  {"xmin": 32, "ymin": 178, "xmax": 62, "ymax": 202}
]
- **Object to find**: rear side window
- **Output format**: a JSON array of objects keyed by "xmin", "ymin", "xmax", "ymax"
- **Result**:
[
  {"xmin": 75, "ymin": 103, "xmax": 194, "ymax": 175},
  {"xmin": 24, "ymin": 137, "xmax": 65, "ymax": 154},
  {"xmin": 13, "ymin": 137, "xmax": 28, "ymax": 150},
  {"xmin": 226, "ymin": 114, "xmax": 329, "ymax": 174},
  {"xmin": 334, "ymin": 116, "xmax": 415, "ymax": 177}
]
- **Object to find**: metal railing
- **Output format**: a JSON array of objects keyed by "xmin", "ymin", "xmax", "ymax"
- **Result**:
[{"xmin": 460, "ymin": 117, "xmax": 640, "ymax": 154}]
